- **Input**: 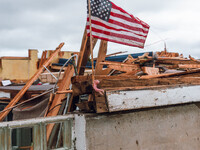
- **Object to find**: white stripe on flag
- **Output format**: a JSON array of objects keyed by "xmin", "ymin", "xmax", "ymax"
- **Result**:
[
  {"xmin": 109, "ymin": 15, "xmax": 149, "ymax": 32},
  {"xmin": 86, "ymin": 22, "xmax": 146, "ymax": 40},
  {"xmin": 111, "ymin": 8, "xmax": 132, "ymax": 19},
  {"xmin": 87, "ymin": 29, "xmax": 144, "ymax": 46},
  {"xmin": 88, "ymin": 16, "xmax": 148, "ymax": 37}
]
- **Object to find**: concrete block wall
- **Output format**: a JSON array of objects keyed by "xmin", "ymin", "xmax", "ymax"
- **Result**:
[{"xmin": 74, "ymin": 104, "xmax": 200, "ymax": 150}]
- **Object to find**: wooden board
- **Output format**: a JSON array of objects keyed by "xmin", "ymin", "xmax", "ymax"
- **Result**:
[
  {"xmin": 0, "ymin": 43, "xmax": 64, "ymax": 121},
  {"xmin": 39, "ymin": 50, "xmax": 47, "ymax": 68},
  {"xmin": 95, "ymin": 40, "xmax": 108, "ymax": 75},
  {"xmin": 72, "ymin": 76, "xmax": 200, "ymax": 96},
  {"xmin": 140, "ymin": 69, "xmax": 200, "ymax": 79},
  {"xmin": 46, "ymin": 65, "xmax": 74, "ymax": 141},
  {"xmin": 100, "ymin": 61, "xmax": 140, "ymax": 73},
  {"xmin": 94, "ymin": 92, "xmax": 108, "ymax": 113},
  {"xmin": 178, "ymin": 64, "xmax": 200, "ymax": 69},
  {"xmin": 77, "ymin": 27, "xmax": 98, "ymax": 75},
  {"xmin": 71, "ymin": 75, "xmax": 137, "ymax": 83},
  {"xmin": 106, "ymin": 85, "xmax": 200, "ymax": 112},
  {"xmin": 142, "ymin": 67, "xmax": 159, "ymax": 75}
]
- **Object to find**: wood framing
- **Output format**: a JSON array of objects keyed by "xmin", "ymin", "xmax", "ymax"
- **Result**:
[
  {"xmin": 39, "ymin": 50, "xmax": 47, "ymax": 68},
  {"xmin": 46, "ymin": 65, "xmax": 74, "ymax": 141},
  {"xmin": 94, "ymin": 92, "xmax": 108, "ymax": 113},
  {"xmin": 95, "ymin": 40, "xmax": 108, "ymax": 75},
  {"xmin": 140, "ymin": 69, "xmax": 200, "ymax": 79},
  {"xmin": 100, "ymin": 61, "xmax": 140, "ymax": 73},
  {"xmin": 0, "ymin": 43, "xmax": 64, "ymax": 121},
  {"xmin": 77, "ymin": 27, "xmax": 98, "ymax": 75}
]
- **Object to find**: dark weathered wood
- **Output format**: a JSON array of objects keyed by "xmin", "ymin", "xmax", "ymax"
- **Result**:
[
  {"xmin": 0, "ymin": 43, "xmax": 64, "ymax": 121},
  {"xmin": 71, "ymin": 75, "xmax": 138, "ymax": 83},
  {"xmin": 67, "ymin": 95, "xmax": 79, "ymax": 112},
  {"xmin": 95, "ymin": 40, "xmax": 108, "ymax": 75},
  {"xmin": 76, "ymin": 101, "xmax": 94, "ymax": 112},
  {"xmin": 72, "ymin": 77, "xmax": 200, "ymax": 96},
  {"xmin": 72, "ymin": 80, "xmax": 92, "ymax": 96},
  {"xmin": 94, "ymin": 92, "xmax": 108, "ymax": 113}
]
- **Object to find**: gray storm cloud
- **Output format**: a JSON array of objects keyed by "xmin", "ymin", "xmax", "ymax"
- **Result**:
[{"xmin": 0, "ymin": 0, "xmax": 200, "ymax": 58}]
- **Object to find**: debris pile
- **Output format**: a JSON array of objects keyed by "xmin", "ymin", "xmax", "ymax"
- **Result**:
[{"xmin": 1, "ymin": 30, "xmax": 200, "ymax": 146}]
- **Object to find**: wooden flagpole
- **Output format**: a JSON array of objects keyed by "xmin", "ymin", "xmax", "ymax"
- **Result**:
[{"xmin": 88, "ymin": 0, "xmax": 95, "ymax": 83}]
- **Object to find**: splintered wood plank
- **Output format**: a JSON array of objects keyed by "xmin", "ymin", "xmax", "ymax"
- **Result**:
[
  {"xmin": 106, "ymin": 85, "xmax": 200, "ymax": 112},
  {"xmin": 142, "ymin": 67, "xmax": 159, "ymax": 75},
  {"xmin": 0, "ymin": 43, "xmax": 64, "ymax": 121},
  {"xmin": 99, "ymin": 77, "xmax": 200, "ymax": 88},
  {"xmin": 71, "ymin": 75, "xmax": 138, "ymax": 83},
  {"xmin": 46, "ymin": 65, "xmax": 74, "ymax": 141},
  {"xmin": 100, "ymin": 61, "xmax": 140, "ymax": 73},
  {"xmin": 189, "ymin": 55, "xmax": 200, "ymax": 63},
  {"xmin": 178, "ymin": 64, "xmax": 200, "ymax": 69},
  {"xmin": 77, "ymin": 27, "xmax": 98, "ymax": 75},
  {"xmin": 39, "ymin": 50, "xmax": 47, "ymax": 68},
  {"xmin": 94, "ymin": 92, "xmax": 108, "ymax": 113},
  {"xmin": 72, "ymin": 76, "xmax": 200, "ymax": 96},
  {"xmin": 140, "ymin": 69, "xmax": 200, "ymax": 79},
  {"xmin": 156, "ymin": 58, "xmax": 200, "ymax": 65},
  {"xmin": 95, "ymin": 40, "xmax": 108, "ymax": 75}
]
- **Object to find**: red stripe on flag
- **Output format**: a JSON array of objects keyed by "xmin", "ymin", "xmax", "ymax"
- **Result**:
[
  {"xmin": 87, "ymin": 17, "xmax": 148, "ymax": 37},
  {"xmin": 87, "ymin": 32, "xmax": 144, "ymax": 48},
  {"xmin": 111, "ymin": 2, "xmax": 150, "ymax": 29},
  {"xmin": 108, "ymin": 18, "xmax": 149, "ymax": 34},
  {"xmin": 86, "ymin": 0, "xmax": 150, "ymax": 48},
  {"xmin": 86, "ymin": 26, "xmax": 145, "ymax": 43},
  {"xmin": 110, "ymin": 11, "xmax": 149, "ymax": 31}
]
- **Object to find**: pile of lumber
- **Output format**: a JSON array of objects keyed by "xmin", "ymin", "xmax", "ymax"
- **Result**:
[
  {"xmin": 70, "ymin": 29, "xmax": 200, "ymax": 113},
  {"xmin": 1, "ymin": 28, "xmax": 200, "ymax": 147}
]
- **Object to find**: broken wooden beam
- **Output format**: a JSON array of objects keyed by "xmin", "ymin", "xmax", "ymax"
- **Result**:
[
  {"xmin": 0, "ymin": 43, "xmax": 64, "ymax": 121},
  {"xmin": 71, "ymin": 75, "xmax": 138, "ymax": 83},
  {"xmin": 55, "ymin": 90, "xmax": 73, "ymax": 94},
  {"xmin": 95, "ymin": 40, "xmax": 108, "ymax": 75},
  {"xmin": 178, "ymin": 64, "xmax": 200, "ymax": 69},
  {"xmin": 46, "ymin": 65, "xmax": 74, "ymax": 141},
  {"xmin": 142, "ymin": 67, "xmax": 159, "ymax": 75},
  {"xmin": 94, "ymin": 92, "xmax": 108, "ymax": 113},
  {"xmin": 77, "ymin": 27, "xmax": 98, "ymax": 75},
  {"xmin": 100, "ymin": 61, "xmax": 140, "ymax": 73},
  {"xmin": 140, "ymin": 69, "xmax": 200, "ymax": 79}
]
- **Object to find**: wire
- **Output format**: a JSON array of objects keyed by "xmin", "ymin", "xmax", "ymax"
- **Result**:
[
  {"xmin": 53, "ymin": 54, "xmax": 78, "ymax": 93},
  {"xmin": 46, "ymin": 103, "xmax": 62, "ymax": 114},
  {"xmin": 0, "ymin": 88, "xmax": 55, "ymax": 114},
  {"xmin": 144, "ymin": 26, "xmax": 170, "ymax": 49}
]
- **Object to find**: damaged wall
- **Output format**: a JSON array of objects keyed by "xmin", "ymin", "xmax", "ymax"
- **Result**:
[
  {"xmin": 0, "ymin": 49, "xmax": 38, "ymax": 81},
  {"xmin": 81, "ymin": 104, "xmax": 200, "ymax": 150}
]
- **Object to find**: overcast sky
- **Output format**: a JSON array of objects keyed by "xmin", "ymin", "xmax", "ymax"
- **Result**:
[{"xmin": 0, "ymin": 0, "xmax": 200, "ymax": 58}]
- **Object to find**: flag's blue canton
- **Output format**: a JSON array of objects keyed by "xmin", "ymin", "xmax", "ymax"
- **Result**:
[{"xmin": 87, "ymin": 0, "xmax": 112, "ymax": 22}]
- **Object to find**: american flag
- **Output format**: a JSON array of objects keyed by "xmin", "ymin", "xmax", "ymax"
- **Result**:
[{"xmin": 87, "ymin": 0, "xmax": 150, "ymax": 48}]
